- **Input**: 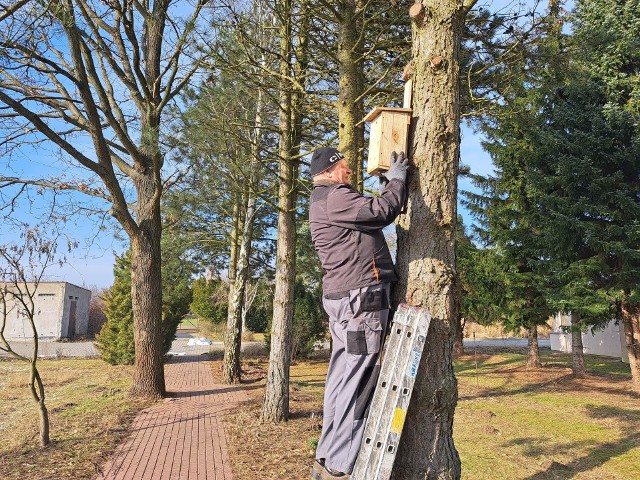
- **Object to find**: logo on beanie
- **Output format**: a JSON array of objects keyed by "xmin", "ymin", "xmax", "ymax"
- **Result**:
[{"xmin": 329, "ymin": 152, "xmax": 344, "ymax": 163}]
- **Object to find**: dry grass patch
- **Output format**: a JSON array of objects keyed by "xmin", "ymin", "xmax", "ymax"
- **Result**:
[
  {"xmin": 219, "ymin": 357, "xmax": 328, "ymax": 480},
  {"xmin": 0, "ymin": 358, "xmax": 154, "ymax": 480}
]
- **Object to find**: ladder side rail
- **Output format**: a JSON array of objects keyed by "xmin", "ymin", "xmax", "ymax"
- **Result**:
[
  {"xmin": 372, "ymin": 308, "xmax": 423, "ymax": 479},
  {"xmin": 351, "ymin": 309, "xmax": 410, "ymax": 479}
]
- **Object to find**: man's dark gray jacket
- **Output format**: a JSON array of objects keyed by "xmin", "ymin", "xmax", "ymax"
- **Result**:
[{"xmin": 309, "ymin": 179, "xmax": 406, "ymax": 295}]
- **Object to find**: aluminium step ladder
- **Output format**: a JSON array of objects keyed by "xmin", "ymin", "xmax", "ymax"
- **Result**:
[{"xmin": 350, "ymin": 304, "xmax": 431, "ymax": 480}]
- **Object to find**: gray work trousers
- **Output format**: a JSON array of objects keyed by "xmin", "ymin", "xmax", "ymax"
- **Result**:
[{"xmin": 316, "ymin": 283, "xmax": 390, "ymax": 474}]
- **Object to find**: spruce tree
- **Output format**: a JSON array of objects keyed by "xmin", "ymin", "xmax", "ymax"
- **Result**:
[
  {"xmin": 97, "ymin": 252, "xmax": 135, "ymax": 365},
  {"xmin": 97, "ymin": 239, "xmax": 194, "ymax": 365},
  {"xmin": 528, "ymin": 0, "xmax": 640, "ymax": 385}
]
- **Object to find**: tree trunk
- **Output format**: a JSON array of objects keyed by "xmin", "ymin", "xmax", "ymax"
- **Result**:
[
  {"xmin": 29, "ymin": 363, "xmax": 49, "ymax": 446},
  {"xmin": 526, "ymin": 325, "xmax": 542, "ymax": 369},
  {"xmin": 37, "ymin": 399, "xmax": 49, "ymax": 447},
  {"xmin": 128, "ymin": 2, "xmax": 168, "ymax": 398},
  {"xmin": 228, "ymin": 192, "xmax": 242, "ymax": 288},
  {"xmin": 453, "ymin": 315, "xmax": 465, "ymax": 358},
  {"xmin": 392, "ymin": 2, "xmax": 468, "ymax": 478},
  {"xmin": 621, "ymin": 299, "xmax": 640, "ymax": 392},
  {"xmin": 129, "ymin": 172, "xmax": 165, "ymax": 398},
  {"xmin": 223, "ymin": 181, "xmax": 258, "ymax": 383},
  {"xmin": 224, "ymin": 42, "xmax": 270, "ymax": 381},
  {"xmin": 337, "ymin": 0, "xmax": 365, "ymax": 192},
  {"xmin": 222, "ymin": 188, "xmax": 245, "ymax": 382},
  {"xmin": 223, "ymin": 206, "xmax": 254, "ymax": 383},
  {"xmin": 262, "ymin": 0, "xmax": 297, "ymax": 422},
  {"xmin": 570, "ymin": 312, "xmax": 586, "ymax": 377}
]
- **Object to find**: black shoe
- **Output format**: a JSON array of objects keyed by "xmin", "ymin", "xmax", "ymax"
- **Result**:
[{"xmin": 321, "ymin": 465, "xmax": 350, "ymax": 479}]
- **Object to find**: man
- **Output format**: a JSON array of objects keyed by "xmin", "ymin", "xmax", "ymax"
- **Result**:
[{"xmin": 309, "ymin": 147, "xmax": 408, "ymax": 479}]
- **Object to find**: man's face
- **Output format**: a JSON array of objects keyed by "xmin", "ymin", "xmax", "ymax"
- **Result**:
[{"xmin": 330, "ymin": 159, "xmax": 352, "ymax": 184}]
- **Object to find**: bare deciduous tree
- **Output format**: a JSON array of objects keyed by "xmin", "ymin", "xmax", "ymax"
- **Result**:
[
  {"xmin": 0, "ymin": 0, "xmax": 210, "ymax": 398},
  {"xmin": 0, "ymin": 227, "xmax": 66, "ymax": 447}
]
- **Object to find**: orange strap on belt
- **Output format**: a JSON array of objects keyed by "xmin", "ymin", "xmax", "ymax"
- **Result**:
[{"xmin": 372, "ymin": 258, "xmax": 380, "ymax": 282}]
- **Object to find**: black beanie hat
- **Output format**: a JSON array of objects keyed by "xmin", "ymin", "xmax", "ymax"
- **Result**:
[{"xmin": 310, "ymin": 147, "xmax": 345, "ymax": 177}]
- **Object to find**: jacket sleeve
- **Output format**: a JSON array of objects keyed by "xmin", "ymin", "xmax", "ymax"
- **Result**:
[{"xmin": 326, "ymin": 180, "xmax": 406, "ymax": 232}]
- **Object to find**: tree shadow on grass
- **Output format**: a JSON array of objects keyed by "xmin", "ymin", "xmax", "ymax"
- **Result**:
[
  {"xmin": 460, "ymin": 369, "xmax": 639, "ymax": 402},
  {"xmin": 511, "ymin": 404, "xmax": 640, "ymax": 479}
]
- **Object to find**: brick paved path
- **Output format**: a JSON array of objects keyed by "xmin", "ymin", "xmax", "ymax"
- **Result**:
[{"xmin": 95, "ymin": 355, "xmax": 248, "ymax": 480}]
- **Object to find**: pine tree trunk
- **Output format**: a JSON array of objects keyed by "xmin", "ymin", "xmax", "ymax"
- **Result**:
[
  {"xmin": 228, "ymin": 192, "xmax": 242, "ymax": 288},
  {"xmin": 526, "ymin": 325, "xmax": 542, "ymax": 369},
  {"xmin": 391, "ymin": 2, "xmax": 468, "ymax": 477},
  {"xmin": 262, "ymin": 0, "xmax": 297, "ymax": 422},
  {"xmin": 223, "ymin": 190, "xmax": 245, "ymax": 383},
  {"xmin": 570, "ymin": 312, "xmax": 586, "ymax": 377},
  {"xmin": 223, "ymin": 180, "xmax": 258, "ymax": 383},
  {"xmin": 337, "ymin": 0, "xmax": 365, "ymax": 192},
  {"xmin": 621, "ymin": 299, "xmax": 640, "ymax": 392},
  {"xmin": 130, "ymin": 218, "xmax": 165, "ymax": 398}
]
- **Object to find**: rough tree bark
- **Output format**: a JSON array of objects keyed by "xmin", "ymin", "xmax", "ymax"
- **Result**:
[
  {"xmin": 621, "ymin": 298, "xmax": 640, "ymax": 392},
  {"xmin": 391, "ymin": 1, "xmax": 476, "ymax": 478},
  {"xmin": 223, "ymin": 187, "xmax": 248, "ymax": 383},
  {"xmin": 337, "ymin": 0, "xmax": 365, "ymax": 191},
  {"xmin": 570, "ymin": 312, "xmax": 586, "ymax": 377},
  {"xmin": 526, "ymin": 325, "xmax": 542, "ymax": 369},
  {"xmin": 262, "ymin": 0, "xmax": 297, "ymax": 422}
]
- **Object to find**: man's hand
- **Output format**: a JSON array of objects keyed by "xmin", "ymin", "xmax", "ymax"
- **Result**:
[{"xmin": 383, "ymin": 151, "xmax": 409, "ymax": 183}]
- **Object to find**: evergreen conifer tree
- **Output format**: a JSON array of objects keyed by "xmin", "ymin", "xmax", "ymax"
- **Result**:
[
  {"xmin": 97, "ymin": 239, "xmax": 194, "ymax": 365},
  {"xmin": 528, "ymin": 0, "xmax": 640, "ymax": 385},
  {"xmin": 96, "ymin": 252, "xmax": 135, "ymax": 365}
]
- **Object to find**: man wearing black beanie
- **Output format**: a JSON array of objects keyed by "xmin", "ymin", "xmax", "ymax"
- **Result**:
[{"xmin": 309, "ymin": 148, "xmax": 409, "ymax": 479}]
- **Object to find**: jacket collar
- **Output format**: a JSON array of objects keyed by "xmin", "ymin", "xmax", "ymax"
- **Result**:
[{"xmin": 313, "ymin": 179, "xmax": 346, "ymax": 187}]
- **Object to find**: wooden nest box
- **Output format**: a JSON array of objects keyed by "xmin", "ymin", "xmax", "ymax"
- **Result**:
[{"xmin": 364, "ymin": 107, "xmax": 412, "ymax": 176}]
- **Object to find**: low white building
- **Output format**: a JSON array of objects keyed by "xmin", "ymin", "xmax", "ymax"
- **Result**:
[
  {"xmin": 549, "ymin": 313, "xmax": 628, "ymax": 363},
  {"xmin": 1, "ymin": 282, "xmax": 91, "ymax": 340}
]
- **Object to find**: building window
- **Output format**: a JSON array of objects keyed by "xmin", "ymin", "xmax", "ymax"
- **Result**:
[{"xmin": 38, "ymin": 293, "xmax": 55, "ymax": 297}]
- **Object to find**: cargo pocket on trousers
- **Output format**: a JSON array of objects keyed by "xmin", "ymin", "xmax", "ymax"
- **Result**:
[
  {"xmin": 347, "ymin": 329, "xmax": 368, "ymax": 355},
  {"xmin": 360, "ymin": 289, "xmax": 389, "ymax": 312}
]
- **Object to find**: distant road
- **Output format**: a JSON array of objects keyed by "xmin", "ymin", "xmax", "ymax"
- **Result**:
[
  {"xmin": 0, "ymin": 335, "xmax": 549, "ymax": 359},
  {"xmin": 0, "ymin": 331, "xmax": 266, "ymax": 359},
  {"xmin": 463, "ymin": 337, "xmax": 550, "ymax": 348}
]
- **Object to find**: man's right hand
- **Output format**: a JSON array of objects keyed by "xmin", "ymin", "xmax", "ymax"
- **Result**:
[{"xmin": 383, "ymin": 151, "xmax": 409, "ymax": 183}]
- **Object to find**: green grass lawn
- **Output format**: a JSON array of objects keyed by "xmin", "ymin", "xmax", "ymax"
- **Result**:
[{"xmin": 454, "ymin": 349, "xmax": 638, "ymax": 480}]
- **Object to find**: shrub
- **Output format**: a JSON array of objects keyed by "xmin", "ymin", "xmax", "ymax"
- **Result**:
[{"xmin": 264, "ymin": 282, "xmax": 327, "ymax": 360}]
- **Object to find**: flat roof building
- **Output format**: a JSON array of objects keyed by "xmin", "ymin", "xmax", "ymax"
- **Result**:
[{"xmin": 1, "ymin": 282, "xmax": 91, "ymax": 341}]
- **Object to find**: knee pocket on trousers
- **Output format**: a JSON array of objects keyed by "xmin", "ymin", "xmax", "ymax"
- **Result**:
[{"xmin": 346, "ymin": 316, "xmax": 383, "ymax": 355}]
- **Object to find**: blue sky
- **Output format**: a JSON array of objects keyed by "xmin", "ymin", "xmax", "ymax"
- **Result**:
[{"xmin": 0, "ymin": 0, "xmax": 556, "ymax": 289}]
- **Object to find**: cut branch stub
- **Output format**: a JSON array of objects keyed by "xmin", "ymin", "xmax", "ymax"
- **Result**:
[
  {"xmin": 402, "ymin": 62, "xmax": 414, "ymax": 81},
  {"xmin": 430, "ymin": 56, "xmax": 444, "ymax": 72},
  {"xmin": 409, "ymin": 3, "xmax": 425, "ymax": 25}
]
